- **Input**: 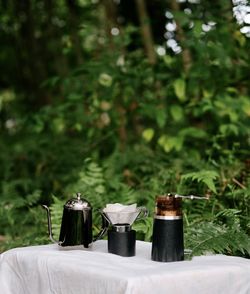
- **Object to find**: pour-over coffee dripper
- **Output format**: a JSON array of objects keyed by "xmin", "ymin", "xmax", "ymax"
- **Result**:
[{"xmin": 101, "ymin": 205, "xmax": 148, "ymax": 257}]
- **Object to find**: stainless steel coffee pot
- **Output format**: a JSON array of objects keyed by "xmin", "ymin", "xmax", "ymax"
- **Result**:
[{"xmin": 43, "ymin": 193, "xmax": 107, "ymax": 248}]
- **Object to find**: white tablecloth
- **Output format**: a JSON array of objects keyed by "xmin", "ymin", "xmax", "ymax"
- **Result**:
[{"xmin": 0, "ymin": 240, "xmax": 250, "ymax": 294}]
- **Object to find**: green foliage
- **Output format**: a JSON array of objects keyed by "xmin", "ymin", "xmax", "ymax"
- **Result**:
[
  {"xmin": 0, "ymin": 189, "xmax": 48, "ymax": 251},
  {"xmin": 185, "ymin": 209, "xmax": 250, "ymax": 257},
  {"xmin": 183, "ymin": 188, "xmax": 250, "ymax": 257},
  {"xmin": 173, "ymin": 78, "xmax": 186, "ymax": 102},
  {"xmin": 181, "ymin": 170, "xmax": 219, "ymax": 193},
  {"xmin": 185, "ymin": 220, "xmax": 250, "ymax": 257},
  {"xmin": 49, "ymin": 196, "xmax": 65, "ymax": 240}
]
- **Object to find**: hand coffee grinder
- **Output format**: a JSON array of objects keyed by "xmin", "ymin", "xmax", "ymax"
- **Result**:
[{"xmin": 151, "ymin": 193, "xmax": 207, "ymax": 262}]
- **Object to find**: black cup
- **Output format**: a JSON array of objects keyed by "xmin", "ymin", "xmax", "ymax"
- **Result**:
[{"xmin": 108, "ymin": 224, "xmax": 136, "ymax": 257}]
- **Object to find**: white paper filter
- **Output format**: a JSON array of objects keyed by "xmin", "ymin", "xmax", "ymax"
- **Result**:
[{"xmin": 103, "ymin": 203, "xmax": 139, "ymax": 225}]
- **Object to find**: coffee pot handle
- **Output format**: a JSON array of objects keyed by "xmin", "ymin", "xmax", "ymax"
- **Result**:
[
  {"xmin": 136, "ymin": 206, "xmax": 148, "ymax": 221},
  {"xmin": 93, "ymin": 212, "xmax": 109, "ymax": 242}
]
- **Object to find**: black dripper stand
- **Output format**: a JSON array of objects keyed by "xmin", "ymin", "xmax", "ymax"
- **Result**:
[
  {"xmin": 101, "ymin": 204, "xmax": 148, "ymax": 257},
  {"xmin": 108, "ymin": 223, "xmax": 136, "ymax": 257}
]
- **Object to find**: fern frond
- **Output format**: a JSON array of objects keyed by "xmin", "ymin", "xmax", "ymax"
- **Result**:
[
  {"xmin": 181, "ymin": 170, "xmax": 219, "ymax": 193},
  {"xmin": 66, "ymin": 159, "xmax": 107, "ymax": 208},
  {"xmin": 50, "ymin": 195, "xmax": 64, "ymax": 238},
  {"xmin": 185, "ymin": 221, "xmax": 250, "ymax": 257}
]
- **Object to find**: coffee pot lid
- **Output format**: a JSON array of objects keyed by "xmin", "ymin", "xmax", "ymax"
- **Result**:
[{"xmin": 64, "ymin": 192, "xmax": 91, "ymax": 210}]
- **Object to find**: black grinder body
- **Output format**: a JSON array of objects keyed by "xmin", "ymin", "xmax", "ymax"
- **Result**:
[
  {"xmin": 151, "ymin": 194, "xmax": 184, "ymax": 262},
  {"xmin": 151, "ymin": 217, "xmax": 184, "ymax": 262}
]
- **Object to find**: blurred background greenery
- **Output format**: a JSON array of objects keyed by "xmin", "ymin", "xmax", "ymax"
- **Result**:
[{"xmin": 0, "ymin": 0, "xmax": 249, "ymax": 257}]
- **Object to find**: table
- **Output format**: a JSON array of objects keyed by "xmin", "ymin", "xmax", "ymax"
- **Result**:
[{"xmin": 0, "ymin": 240, "xmax": 250, "ymax": 294}]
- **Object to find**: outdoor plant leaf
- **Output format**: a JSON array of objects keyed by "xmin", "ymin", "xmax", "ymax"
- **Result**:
[
  {"xmin": 181, "ymin": 170, "xmax": 219, "ymax": 193},
  {"xmin": 173, "ymin": 78, "xmax": 186, "ymax": 102},
  {"xmin": 142, "ymin": 128, "xmax": 155, "ymax": 142},
  {"xmin": 170, "ymin": 105, "xmax": 183, "ymax": 122}
]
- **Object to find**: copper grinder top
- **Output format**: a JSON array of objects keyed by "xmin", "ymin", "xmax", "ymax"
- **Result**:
[{"xmin": 154, "ymin": 193, "xmax": 182, "ymax": 219}]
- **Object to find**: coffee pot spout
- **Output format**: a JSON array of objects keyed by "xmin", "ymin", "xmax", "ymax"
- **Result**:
[{"xmin": 42, "ymin": 205, "xmax": 60, "ymax": 245}]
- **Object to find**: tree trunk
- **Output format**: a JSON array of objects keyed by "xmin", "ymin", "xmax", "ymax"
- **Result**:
[
  {"xmin": 101, "ymin": 0, "xmax": 128, "ymax": 150},
  {"xmin": 14, "ymin": 0, "xmax": 48, "ymax": 107},
  {"xmin": 170, "ymin": 0, "xmax": 192, "ymax": 73},
  {"xmin": 102, "ymin": 0, "xmax": 120, "ymax": 50},
  {"xmin": 135, "ymin": 0, "xmax": 156, "ymax": 65},
  {"xmin": 66, "ymin": 0, "xmax": 83, "ymax": 65}
]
